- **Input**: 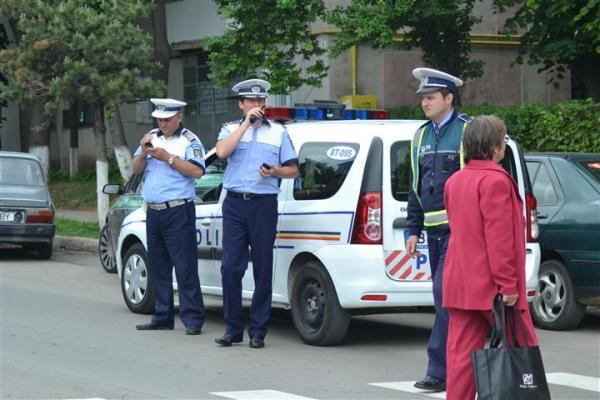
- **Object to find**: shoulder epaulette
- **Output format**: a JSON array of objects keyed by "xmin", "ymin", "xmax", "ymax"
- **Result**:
[
  {"xmin": 458, "ymin": 113, "xmax": 472, "ymax": 123},
  {"xmin": 181, "ymin": 128, "xmax": 198, "ymax": 142}
]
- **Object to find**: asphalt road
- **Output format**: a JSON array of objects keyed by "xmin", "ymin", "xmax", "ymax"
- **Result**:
[{"xmin": 1, "ymin": 248, "xmax": 599, "ymax": 399}]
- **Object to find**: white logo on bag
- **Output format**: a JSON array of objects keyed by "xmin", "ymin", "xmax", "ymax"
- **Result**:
[{"xmin": 520, "ymin": 373, "xmax": 538, "ymax": 389}]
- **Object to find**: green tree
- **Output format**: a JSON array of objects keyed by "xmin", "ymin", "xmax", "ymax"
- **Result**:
[
  {"xmin": 495, "ymin": 0, "xmax": 600, "ymax": 101},
  {"xmin": 204, "ymin": 0, "xmax": 328, "ymax": 94},
  {"xmin": 327, "ymin": 0, "xmax": 484, "ymax": 102},
  {"xmin": 0, "ymin": 0, "xmax": 164, "ymax": 224}
]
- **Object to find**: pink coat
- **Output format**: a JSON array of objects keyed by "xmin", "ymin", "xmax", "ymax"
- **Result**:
[{"xmin": 442, "ymin": 159, "xmax": 529, "ymax": 311}]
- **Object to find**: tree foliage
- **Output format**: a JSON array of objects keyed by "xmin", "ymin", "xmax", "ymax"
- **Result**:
[
  {"xmin": 204, "ymin": 0, "xmax": 328, "ymax": 94},
  {"xmin": 327, "ymin": 0, "xmax": 484, "ymax": 82},
  {"xmin": 0, "ymin": 0, "xmax": 164, "ymax": 113},
  {"xmin": 495, "ymin": 0, "xmax": 600, "ymax": 100}
]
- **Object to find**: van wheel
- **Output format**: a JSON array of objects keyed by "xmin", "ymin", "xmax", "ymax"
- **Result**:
[
  {"xmin": 121, "ymin": 243, "xmax": 155, "ymax": 314},
  {"xmin": 291, "ymin": 261, "xmax": 350, "ymax": 346},
  {"xmin": 531, "ymin": 259, "xmax": 586, "ymax": 330}
]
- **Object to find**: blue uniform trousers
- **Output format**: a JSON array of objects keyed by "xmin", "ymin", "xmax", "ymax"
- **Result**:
[
  {"xmin": 426, "ymin": 228, "xmax": 450, "ymax": 381},
  {"xmin": 221, "ymin": 194, "xmax": 278, "ymax": 339},
  {"xmin": 146, "ymin": 202, "xmax": 205, "ymax": 329}
]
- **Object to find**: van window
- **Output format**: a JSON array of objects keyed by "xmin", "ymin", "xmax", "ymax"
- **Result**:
[
  {"xmin": 294, "ymin": 142, "xmax": 359, "ymax": 200},
  {"xmin": 390, "ymin": 141, "xmax": 411, "ymax": 201}
]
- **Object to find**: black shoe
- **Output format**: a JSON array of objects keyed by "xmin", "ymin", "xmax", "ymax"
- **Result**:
[
  {"xmin": 185, "ymin": 327, "xmax": 202, "ymax": 335},
  {"xmin": 249, "ymin": 336, "xmax": 265, "ymax": 349},
  {"xmin": 414, "ymin": 376, "xmax": 446, "ymax": 392},
  {"xmin": 214, "ymin": 333, "xmax": 243, "ymax": 347},
  {"xmin": 136, "ymin": 322, "xmax": 173, "ymax": 331}
]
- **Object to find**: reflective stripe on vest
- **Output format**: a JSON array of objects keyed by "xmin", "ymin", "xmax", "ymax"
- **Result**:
[{"xmin": 423, "ymin": 209, "xmax": 448, "ymax": 227}]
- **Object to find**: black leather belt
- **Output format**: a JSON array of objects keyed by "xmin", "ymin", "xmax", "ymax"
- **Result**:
[
  {"xmin": 227, "ymin": 191, "xmax": 277, "ymax": 200},
  {"xmin": 147, "ymin": 199, "xmax": 193, "ymax": 210}
]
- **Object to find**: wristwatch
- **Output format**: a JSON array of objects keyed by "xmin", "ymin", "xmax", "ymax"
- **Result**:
[{"xmin": 167, "ymin": 155, "xmax": 179, "ymax": 166}]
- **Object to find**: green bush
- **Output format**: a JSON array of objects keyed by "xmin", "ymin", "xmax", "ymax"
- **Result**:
[{"xmin": 390, "ymin": 99, "xmax": 600, "ymax": 153}]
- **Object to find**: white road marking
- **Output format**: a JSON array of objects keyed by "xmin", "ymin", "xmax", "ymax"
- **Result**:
[
  {"xmin": 211, "ymin": 390, "xmax": 317, "ymax": 400},
  {"xmin": 369, "ymin": 381, "xmax": 446, "ymax": 398},
  {"xmin": 546, "ymin": 372, "xmax": 600, "ymax": 393}
]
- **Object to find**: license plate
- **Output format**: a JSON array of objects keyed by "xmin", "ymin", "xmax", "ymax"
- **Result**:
[{"xmin": 0, "ymin": 211, "xmax": 15, "ymax": 222}]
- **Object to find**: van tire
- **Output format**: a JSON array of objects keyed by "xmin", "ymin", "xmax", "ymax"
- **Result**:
[
  {"xmin": 291, "ymin": 261, "xmax": 350, "ymax": 346},
  {"xmin": 531, "ymin": 259, "xmax": 586, "ymax": 330},
  {"xmin": 121, "ymin": 243, "xmax": 155, "ymax": 314}
]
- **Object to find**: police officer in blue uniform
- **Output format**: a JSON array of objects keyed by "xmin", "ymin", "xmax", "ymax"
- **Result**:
[
  {"xmin": 407, "ymin": 68, "xmax": 471, "ymax": 392},
  {"xmin": 214, "ymin": 79, "xmax": 298, "ymax": 349},
  {"xmin": 132, "ymin": 98, "xmax": 206, "ymax": 335}
]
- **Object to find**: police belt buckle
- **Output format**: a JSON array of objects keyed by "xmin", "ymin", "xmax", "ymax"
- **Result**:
[
  {"xmin": 148, "ymin": 199, "xmax": 190, "ymax": 211},
  {"xmin": 242, "ymin": 193, "xmax": 252, "ymax": 200}
]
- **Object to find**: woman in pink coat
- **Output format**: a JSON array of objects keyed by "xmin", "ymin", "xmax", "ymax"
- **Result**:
[{"xmin": 443, "ymin": 115, "xmax": 538, "ymax": 399}]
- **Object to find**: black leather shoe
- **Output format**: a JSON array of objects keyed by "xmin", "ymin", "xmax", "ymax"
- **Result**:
[
  {"xmin": 214, "ymin": 333, "xmax": 243, "ymax": 346},
  {"xmin": 249, "ymin": 336, "xmax": 265, "ymax": 349},
  {"xmin": 185, "ymin": 327, "xmax": 202, "ymax": 335},
  {"xmin": 136, "ymin": 322, "xmax": 173, "ymax": 331},
  {"xmin": 414, "ymin": 376, "xmax": 446, "ymax": 392}
]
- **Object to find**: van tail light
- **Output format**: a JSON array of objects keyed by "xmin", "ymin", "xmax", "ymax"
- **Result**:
[
  {"xmin": 351, "ymin": 192, "xmax": 382, "ymax": 244},
  {"xmin": 525, "ymin": 193, "xmax": 539, "ymax": 242},
  {"xmin": 26, "ymin": 209, "xmax": 55, "ymax": 224}
]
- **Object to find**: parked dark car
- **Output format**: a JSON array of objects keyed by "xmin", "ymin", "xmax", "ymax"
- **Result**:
[
  {"xmin": 0, "ymin": 151, "xmax": 56, "ymax": 259},
  {"xmin": 100, "ymin": 174, "xmax": 144, "ymax": 273},
  {"xmin": 525, "ymin": 153, "xmax": 600, "ymax": 330}
]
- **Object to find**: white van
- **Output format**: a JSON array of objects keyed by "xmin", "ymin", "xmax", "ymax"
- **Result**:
[{"xmin": 116, "ymin": 115, "xmax": 541, "ymax": 345}]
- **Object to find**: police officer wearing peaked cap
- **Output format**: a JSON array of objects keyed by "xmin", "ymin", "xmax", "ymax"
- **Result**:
[
  {"xmin": 406, "ymin": 68, "xmax": 472, "ymax": 392},
  {"xmin": 132, "ymin": 98, "xmax": 207, "ymax": 335},
  {"xmin": 214, "ymin": 78, "xmax": 298, "ymax": 349}
]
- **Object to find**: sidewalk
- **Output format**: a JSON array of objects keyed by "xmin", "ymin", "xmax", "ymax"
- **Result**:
[{"xmin": 54, "ymin": 209, "xmax": 99, "ymax": 253}]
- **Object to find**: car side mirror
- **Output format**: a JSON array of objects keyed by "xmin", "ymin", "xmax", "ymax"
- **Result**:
[{"xmin": 102, "ymin": 183, "xmax": 122, "ymax": 195}]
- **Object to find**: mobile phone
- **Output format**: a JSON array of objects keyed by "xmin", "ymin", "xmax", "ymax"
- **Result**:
[
  {"xmin": 144, "ymin": 142, "xmax": 153, "ymax": 148},
  {"xmin": 261, "ymin": 163, "xmax": 271, "ymax": 170}
]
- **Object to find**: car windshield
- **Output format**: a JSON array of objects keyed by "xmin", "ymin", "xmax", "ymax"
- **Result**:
[
  {"xmin": 580, "ymin": 161, "xmax": 600, "ymax": 182},
  {"xmin": 0, "ymin": 157, "xmax": 45, "ymax": 186}
]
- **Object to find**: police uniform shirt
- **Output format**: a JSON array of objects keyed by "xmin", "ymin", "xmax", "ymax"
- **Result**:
[
  {"xmin": 134, "ymin": 125, "xmax": 206, "ymax": 203},
  {"xmin": 431, "ymin": 107, "xmax": 455, "ymax": 135},
  {"xmin": 218, "ymin": 119, "xmax": 297, "ymax": 194}
]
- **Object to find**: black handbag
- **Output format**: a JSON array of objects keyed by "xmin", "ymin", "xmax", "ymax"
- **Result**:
[{"xmin": 471, "ymin": 294, "xmax": 551, "ymax": 400}]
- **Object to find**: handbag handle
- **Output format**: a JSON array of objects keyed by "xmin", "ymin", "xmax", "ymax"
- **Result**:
[{"xmin": 490, "ymin": 293, "xmax": 527, "ymax": 349}]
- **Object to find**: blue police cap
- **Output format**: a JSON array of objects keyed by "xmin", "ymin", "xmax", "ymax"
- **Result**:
[
  {"xmin": 412, "ymin": 68, "xmax": 463, "ymax": 94},
  {"xmin": 150, "ymin": 98, "xmax": 186, "ymax": 118},
  {"xmin": 232, "ymin": 79, "xmax": 271, "ymax": 98}
]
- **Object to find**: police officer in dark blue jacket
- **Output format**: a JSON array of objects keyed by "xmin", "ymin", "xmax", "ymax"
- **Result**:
[
  {"xmin": 214, "ymin": 79, "xmax": 298, "ymax": 349},
  {"xmin": 407, "ymin": 68, "xmax": 471, "ymax": 392},
  {"xmin": 132, "ymin": 98, "xmax": 206, "ymax": 335}
]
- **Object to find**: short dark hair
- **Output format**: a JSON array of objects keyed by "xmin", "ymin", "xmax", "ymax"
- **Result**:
[
  {"xmin": 463, "ymin": 115, "xmax": 506, "ymax": 163},
  {"xmin": 440, "ymin": 88, "xmax": 456, "ymax": 107}
]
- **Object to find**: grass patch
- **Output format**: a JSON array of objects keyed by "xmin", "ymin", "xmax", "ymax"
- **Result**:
[
  {"xmin": 55, "ymin": 217, "xmax": 100, "ymax": 239},
  {"xmin": 49, "ymin": 180, "xmax": 98, "ymax": 210}
]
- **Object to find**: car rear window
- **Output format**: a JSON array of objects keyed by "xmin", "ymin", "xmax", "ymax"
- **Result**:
[
  {"xmin": 293, "ymin": 142, "xmax": 359, "ymax": 200},
  {"xmin": 580, "ymin": 161, "xmax": 600, "ymax": 182},
  {"xmin": 0, "ymin": 158, "xmax": 44, "ymax": 185},
  {"xmin": 390, "ymin": 141, "xmax": 411, "ymax": 201}
]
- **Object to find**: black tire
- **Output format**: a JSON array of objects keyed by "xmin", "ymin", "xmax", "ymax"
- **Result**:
[
  {"xmin": 291, "ymin": 261, "xmax": 350, "ymax": 346},
  {"xmin": 531, "ymin": 259, "xmax": 586, "ymax": 330},
  {"xmin": 121, "ymin": 243, "xmax": 155, "ymax": 314},
  {"xmin": 99, "ymin": 224, "xmax": 117, "ymax": 273},
  {"xmin": 34, "ymin": 242, "xmax": 53, "ymax": 260}
]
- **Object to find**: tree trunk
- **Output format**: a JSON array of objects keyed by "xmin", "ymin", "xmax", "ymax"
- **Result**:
[
  {"xmin": 29, "ymin": 99, "xmax": 51, "ymax": 181},
  {"xmin": 94, "ymin": 104, "xmax": 109, "ymax": 228},
  {"xmin": 68, "ymin": 101, "xmax": 79, "ymax": 178},
  {"xmin": 139, "ymin": 0, "xmax": 170, "ymax": 86},
  {"xmin": 572, "ymin": 53, "xmax": 600, "ymax": 102},
  {"xmin": 108, "ymin": 105, "xmax": 133, "ymax": 180}
]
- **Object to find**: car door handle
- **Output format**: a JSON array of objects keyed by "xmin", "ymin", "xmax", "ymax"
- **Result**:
[
  {"xmin": 199, "ymin": 218, "xmax": 212, "ymax": 227},
  {"xmin": 536, "ymin": 212, "xmax": 548, "ymax": 220},
  {"xmin": 393, "ymin": 217, "xmax": 408, "ymax": 229}
]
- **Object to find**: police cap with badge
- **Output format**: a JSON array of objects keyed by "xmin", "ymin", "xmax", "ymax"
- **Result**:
[
  {"xmin": 412, "ymin": 68, "xmax": 463, "ymax": 94},
  {"xmin": 232, "ymin": 79, "xmax": 271, "ymax": 99},
  {"xmin": 150, "ymin": 98, "xmax": 186, "ymax": 118}
]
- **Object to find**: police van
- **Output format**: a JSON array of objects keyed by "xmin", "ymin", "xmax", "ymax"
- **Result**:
[{"xmin": 115, "ymin": 106, "xmax": 541, "ymax": 346}]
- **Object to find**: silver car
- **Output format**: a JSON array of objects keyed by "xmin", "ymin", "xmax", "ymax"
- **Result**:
[{"xmin": 0, "ymin": 151, "xmax": 56, "ymax": 259}]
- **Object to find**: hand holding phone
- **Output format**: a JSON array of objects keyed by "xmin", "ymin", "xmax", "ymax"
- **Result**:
[
  {"xmin": 261, "ymin": 163, "xmax": 271, "ymax": 170},
  {"xmin": 144, "ymin": 141, "xmax": 154, "ymax": 148}
]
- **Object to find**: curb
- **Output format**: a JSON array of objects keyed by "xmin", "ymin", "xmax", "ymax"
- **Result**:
[{"xmin": 54, "ymin": 235, "xmax": 98, "ymax": 253}]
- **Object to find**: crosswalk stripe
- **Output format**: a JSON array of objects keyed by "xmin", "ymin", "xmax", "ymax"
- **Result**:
[
  {"xmin": 546, "ymin": 372, "xmax": 600, "ymax": 393},
  {"xmin": 211, "ymin": 390, "xmax": 317, "ymax": 400},
  {"xmin": 369, "ymin": 382, "xmax": 446, "ymax": 398}
]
